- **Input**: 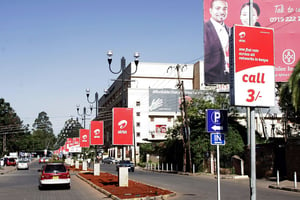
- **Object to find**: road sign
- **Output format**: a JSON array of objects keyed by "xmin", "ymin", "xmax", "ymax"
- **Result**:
[
  {"xmin": 211, "ymin": 133, "xmax": 225, "ymax": 145},
  {"xmin": 206, "ymin": 109, "xmax": 228, "ymax": 133}
]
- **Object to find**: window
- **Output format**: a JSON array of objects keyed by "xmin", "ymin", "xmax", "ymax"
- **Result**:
[
  {"xmin": 136, "ymin": 101, "xmax": 140, "ymax": 106},
  {"xmin": 136, "ymin": 112, "xmax": 140, "ymax": 116},
  {"xmin": 136, "ymin": 132, "xmax": 140, "ymax": 137},
  {"xmin": 136, "ymin": 122, "xmax": 140, "ymax": 127}
]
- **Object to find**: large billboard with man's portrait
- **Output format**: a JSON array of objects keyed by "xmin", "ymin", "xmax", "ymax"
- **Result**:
[{"xmin": 204, "ymin": 0, "xmax": 299, "ymax": 84}]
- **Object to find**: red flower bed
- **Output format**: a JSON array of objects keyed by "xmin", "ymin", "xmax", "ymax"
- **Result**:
[{"xmin": 78, "ymin": 172, "xmax": 174, "ymax": 199}]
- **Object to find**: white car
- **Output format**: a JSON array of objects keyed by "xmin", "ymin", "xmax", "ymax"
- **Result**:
[{"xmin": 17, "ymin": 160, "xmax": 29, "ymax": 170}]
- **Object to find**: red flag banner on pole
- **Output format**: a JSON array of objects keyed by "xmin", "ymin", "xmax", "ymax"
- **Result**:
[
  {"xmin": 113, "ymin": 107, "xmax": 133, "ymax": 145},
  {"xmin": 79, "ymin": 129, "xmax": 90, "ymax": 147},
  {"xmin": 90, "ymin": 121, "xmax": 104, "ymax": 145}
]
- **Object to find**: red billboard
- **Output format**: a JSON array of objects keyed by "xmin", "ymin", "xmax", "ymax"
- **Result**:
[
  {"xmin": 112, "ymin": 108, "xmax": 133, "ymax": 145},
  {"xmin": 230, "ymin": 25, "xmax": 274, "ymax": 107},
  {"xmin": 90, "ymin": 121, "xmax": 104, "ymax": 145},
  {"xmin": 204, "ymin": 0, "xmax": 299, "ymax": 83},
  {"xmin": 79, "ymin": 129, "xmax": 90, "ymax": 148}
]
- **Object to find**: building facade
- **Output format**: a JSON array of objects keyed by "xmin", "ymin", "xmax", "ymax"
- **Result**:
[{"xmin": 97, "ymin": 60, "xmax": 289, "ymax": 163}]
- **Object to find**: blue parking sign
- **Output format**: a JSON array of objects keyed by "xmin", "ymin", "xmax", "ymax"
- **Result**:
[{"xmin": 206, "ymin": 109, "xmax": 228, "ymax": 133}]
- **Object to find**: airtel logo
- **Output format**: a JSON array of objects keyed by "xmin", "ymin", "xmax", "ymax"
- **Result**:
[
  {"xmin": 118, "ymin": 120, "xmax": 127, "ymax": 129},
  {"xmin": 94, "ymin": 129, "xmax": 100, "ymax": 135},
  {"xmin": 82, "ymin": 134, "xmax": 88, "ymax": 140},
  {"xmin": 239, "ymin": 32, "xmax": 246, "ymax": 38}
]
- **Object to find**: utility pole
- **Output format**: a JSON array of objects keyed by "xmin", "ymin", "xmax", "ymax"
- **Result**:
[{"xmin": 168, "ymin": 64, "xmax": 192, "ymax": 172}]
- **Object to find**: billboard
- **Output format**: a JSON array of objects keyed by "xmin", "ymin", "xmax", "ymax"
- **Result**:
[
  {"xmin": 204, "ymin": 0, "xmax": 299, "ymax": 83},
  {"xmin": 230, "ymin": 25, "xmax": 274, "ymax": 107},
  {"xmin": 149, "ymin": 89, "xmax": 200, "ymax": 112},
  {"xmin": 112, "ymin": 108, "xmax": 133, "ymax": 145},
  {"xmin": 79, "ymin": 129, "xmax": 90, "ymax": 148},
  {"xmin": 90, "ymin": 121, "xmax": 104, "ymax": 145}
]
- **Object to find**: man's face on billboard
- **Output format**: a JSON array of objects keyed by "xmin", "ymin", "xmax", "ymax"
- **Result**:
[{"xmin": 210, "ymin": 0, "xmax": 228, "ymax": 24}]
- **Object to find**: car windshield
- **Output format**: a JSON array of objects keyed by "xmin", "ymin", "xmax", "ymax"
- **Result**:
[
  {"xmin": 120, "ymin": 160, "xmax": 130, "ymax": 164},
  {"xmin": 44, "ymin": 164, "xmax": 66, "ymax": 173},
  {"xmin": 19, "ymin": 160, "xmax": 27, "ymax": 163}
]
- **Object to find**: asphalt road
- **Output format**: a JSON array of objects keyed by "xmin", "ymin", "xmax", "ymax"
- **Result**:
[
  {"xmin": 101, "ymin": 163, "xmax": 300, "ymax": 200},
  {"xmin": 1, "ymin": 161, "xmax": 300, "ymax": 200},
  {"xmin": 0, "ymin": 160, "xmax": 107, "ymax": 200}
]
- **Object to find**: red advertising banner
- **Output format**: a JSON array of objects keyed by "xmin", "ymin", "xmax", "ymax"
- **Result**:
[
  {"xmin": 230, "ymin": 25, "xmax": 274, "ymax": 107},
  {"xmin": 73, "ymin": 137, "xmax": 80, "ymax": 146},
  {"xmin": 90, "ymin": 121, "xmax": 104, "ymax": 145},
  {"xmin": 204, "ymin": 0, "xmax": 299, "ymax": 83},
  {"xmin": 79, "ymin": 129, "xmax": 90, "ymax": 148},
  {"xmin": 155, "ymin": 125, "xmax": 167, "ymax": 134},
  {"xmin": 112, "ymin": 108, "xmax": 133, "ymax": 145}
]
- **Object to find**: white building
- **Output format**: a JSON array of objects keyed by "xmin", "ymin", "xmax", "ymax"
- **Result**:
[{"xmin": 97, "ymin": 60, "xmax": 288, "ymax": 163}]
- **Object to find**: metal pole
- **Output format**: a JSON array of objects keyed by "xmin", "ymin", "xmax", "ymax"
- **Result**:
[
  {"xmin": 121, "ymin": 57, "xmax": 126, "ymax": 160},
  {"xmin": 217, "ymin": 144, "xmax": 221, "ymax": 200},
  {"xmin": 249, "ymin": 1, "xmax": 256, "ymax": 199},
  {"xmin": 250, "ymin": 107, "xmax": 256, "ymax": 200}
]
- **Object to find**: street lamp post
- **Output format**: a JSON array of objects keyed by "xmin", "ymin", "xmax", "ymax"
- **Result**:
[
  {"xmin": 86, "ymin": 89, "xmax": 99, "ymax": 118},
  {"xmin": 76, "ymin": 105, "xmax": 92, "ymax": 129},
  {"xmin": 107, "ymin": 50, "xmax": 140, "ymax": 107},
  {"xmin": 107, "ymin": 50, "xmax": 140, "ymax": 162}
]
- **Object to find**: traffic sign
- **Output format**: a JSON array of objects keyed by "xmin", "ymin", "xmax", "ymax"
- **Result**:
[
  {"xmin": 211, "ymin": 133, "xmax": 225, "ymax": 145},
  {"xmin": 206, "ymin": 109, "xmax": 228, "ymax": 133}
]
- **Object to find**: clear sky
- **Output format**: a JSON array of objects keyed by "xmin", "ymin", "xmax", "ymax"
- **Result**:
[{"xmin": 0, "ymin": 0, "xmax": 203, "ymax": 135}]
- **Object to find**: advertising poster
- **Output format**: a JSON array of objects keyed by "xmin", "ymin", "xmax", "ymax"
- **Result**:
[
  {"xmin": 230, "ymin": 25, "xmax": 274, "ymax": 107},
  {"xmin": 79, "ymin": 129, "xmax": 90, "ymax": 148},
  {"xmin": 204, "ymin": 0, "xmax": 299, "ymax": 83},
  {"xmin": 149, "ymin": 89, "xmax": 201, "ymax": 112},
  {"xmin": 69, "ymin": 137, "xmax": 81, "ymax": 153},
  {"xmin": 112, "ymin": 108, "xmax": 133, "ymax": 145},
  {"xmin": 90, "ymin": 121, "xmax": 104, "ymax": 145}
]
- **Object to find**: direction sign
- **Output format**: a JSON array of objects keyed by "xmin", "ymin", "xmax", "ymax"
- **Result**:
[
  {"xmin": 206, "ymin": 109, "xmax": 228, "ymax": 133},
  {"xmin": 211, "ymin": 133, "xmax": 225, "ymax": 145}
]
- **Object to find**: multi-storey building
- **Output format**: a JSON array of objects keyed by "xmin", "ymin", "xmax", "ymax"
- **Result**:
[{"xmin": 97, "ymin": 60, "xmax": 289, "ymax": 163}]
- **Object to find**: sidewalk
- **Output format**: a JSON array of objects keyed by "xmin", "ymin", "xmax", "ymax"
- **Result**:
[
  {"xmin": 194, "ymin": 172, "xmax": 300, "ymax": 193},
  {"xmin": 145, "ymin": 168, "xmax": 300, "ymax": 193},
  {"xmin": 0, "ymin": 165, "xmax": 16, "ymax": 174}
]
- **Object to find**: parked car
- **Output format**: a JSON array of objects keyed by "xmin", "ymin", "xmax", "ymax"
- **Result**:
[
  {"xmin": 102, "ymin": 157, "xmax": 117, "ymax": 164},
  {"xmin": 38, "ymin": 163, "xmax": 70, "ymax": 189},
  {"xmin": 17, "ymin": 160, "xmax": 29, "ymax": 170},
  {"xmin": 6, "ymin": 158, "xmax": 16, "ymax": 166},
  {"xmin": 116, "ymin": 160, "xmax": 135, "ymax": 172}
]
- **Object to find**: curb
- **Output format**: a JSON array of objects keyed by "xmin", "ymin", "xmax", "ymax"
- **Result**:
[
  {"xmin": 269, "ymin": 184, "xmax": 300, "ymax": 193},
  {"xmin": 76, "ymin": 173, "xmax": 176, "ymax": 200}
]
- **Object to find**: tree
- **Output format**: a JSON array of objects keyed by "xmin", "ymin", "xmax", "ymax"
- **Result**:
[
  {"xmin": 288, "ymin": 60, "xmax": 300, "ymax": 111},
  {"xmin": 55, "ymin": 118, "xmax": 82, "ymax": 149},
  {"xmin": 31, "ymin": 111, "xmax": 56, "ymax": 150},
  {"xmin": 279, "ymin": 60, "xmax": 300, "ymax": 136},
  {"xmin": 164, "ymin": 91, "xmax": 245, "ymax": 172},
  {"xmin": 0, "ymin": 98, "xmax": 29, "ymax": 155}
]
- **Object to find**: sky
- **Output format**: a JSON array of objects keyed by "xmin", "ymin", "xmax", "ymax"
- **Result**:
[{"xmin": 0, "ymin": 0, "xmax": 203, "ymax": 135}]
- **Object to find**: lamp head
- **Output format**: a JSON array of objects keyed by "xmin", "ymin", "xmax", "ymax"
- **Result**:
[{"xmin": 107, "ymin": 50, "xmax": 113, "ymax": 65}]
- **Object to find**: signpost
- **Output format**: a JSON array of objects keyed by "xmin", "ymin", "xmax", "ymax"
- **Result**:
[
  {"xmin": 206, "ymin": 109, "xmax": 227, "ymax": 200},
  {"xmin": 230, "ymin": 24, "xmax": 275, "ymax": 200}
]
